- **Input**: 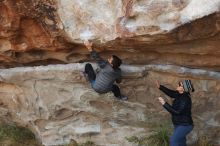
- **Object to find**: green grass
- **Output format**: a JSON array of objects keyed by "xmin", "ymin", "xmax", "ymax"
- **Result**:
[
  {"xmin": 0, "ymin": 122, "xmax": 96, "ymax": 146},
  {"xmin": 78, "ymin": 141, "xmax": 95, "ymax": 146},
  {"xmin": 194, "ymin": 136, "xmax": 214, "ymax": 146},
  {"xmin": 0, "ymin": 123, "xmax": 41, "ymax": 146},
  {"xmin": 147, "ymin": 124, "xmax": 171, "ymax": 146},
  {"xmin": 65, "ymin": 140, "xmax": 96, "ymax": 146},
  {"xmin": 126, "ymin": 124, "xmax": 172, "ymax": 146},
  {"xmin": 126, "ymin": 135, "xmax": 149, "ymax": 146}
]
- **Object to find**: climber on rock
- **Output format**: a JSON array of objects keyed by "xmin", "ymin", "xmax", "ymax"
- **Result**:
[{"xmin": 82, "ymin": 40, "xmax": 127, "ymax": 100}]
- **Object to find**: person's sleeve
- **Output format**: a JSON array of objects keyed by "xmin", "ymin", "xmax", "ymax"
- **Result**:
[
  {"xmin": 163, "ymin": 99, "xmax": 187, "ymax": 115},
  {"xmin": 90, "ymin": 50, "xmax": 107, "ymax": 68},
  {"xmin": 115, "ymin": 69, "xmax": 122, "ymax": 84},
  {"xmin": 159, "ymin": 85, "xmax": 179, "ymax": 98}
]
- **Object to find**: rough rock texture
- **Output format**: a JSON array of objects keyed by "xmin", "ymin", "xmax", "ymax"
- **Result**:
[
  {"xmin": 58, "ymin": 0, "xmax": 220, "ymax": 40},
  {"xmin": 0, "ymin": 64, "xmax": 220, "ymax": 146},
  {"xmin": 0, "ymin": 0, "xmax": 220, "ymax": 145},
  {"xmin": 0, "ymin": 0, "xmax": 219, "ymax": 70}
]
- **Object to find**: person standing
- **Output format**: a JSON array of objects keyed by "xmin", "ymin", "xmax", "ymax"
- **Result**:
[{"xmin": 156, "ymin": 80, "xmax": 194, "ymax": 146}]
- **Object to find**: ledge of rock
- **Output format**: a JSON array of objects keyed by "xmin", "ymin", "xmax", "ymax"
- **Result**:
[
  {"xmin": 0, "ymin": 0, "xmax": 219, "ymax": 71},
  {"xmin": 0, "ymin": 0, "xmax": 220, "ymax": 145},
  {"xmin": 0, "ymin": 64, "xmax": 219, "ymax": 145}
]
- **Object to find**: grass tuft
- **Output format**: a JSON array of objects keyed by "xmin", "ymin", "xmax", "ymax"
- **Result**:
[
  {"xmin": 0, "ymin": 123, "xmax": 41, "ymax": 146},
  {"xmin": 65, "ymin": 140, "xmax": 96, "ymax": 146},
  {"xmin": 194, "ymin": 136, "xmax": 214, "ymax": 146},
  {"xmin": 126, "ymin": 123, "xmax": 172, "ymax": 146}
]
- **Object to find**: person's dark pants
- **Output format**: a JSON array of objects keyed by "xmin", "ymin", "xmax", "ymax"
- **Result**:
[
  {"xmin": 85, "ymin": 63, "xmax": 121, "ymax": 98},
  {"xmin": 85, "ymin": 63, "xmax": 96, "ymax": 84},
  {"xmin": 170, "ymin": 125, "xmax": 193, "ymax": 146},
  {"xmin": 112, "ymin": 84, "xmax": 121, "ymax": 98}
]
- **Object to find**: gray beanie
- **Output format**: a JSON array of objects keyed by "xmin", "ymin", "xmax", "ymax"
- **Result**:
[{"xmin": 182, "ymin": 80, "xmax": 194, "ymax": 93}]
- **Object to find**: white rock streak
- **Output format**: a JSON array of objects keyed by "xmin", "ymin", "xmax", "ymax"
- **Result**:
[
  {"xmin": 57, "ymin": 0, "xmax": 220, "ymax": 42},
  {"xmin": 180, "ymin": 0, "xmax": 220, "ymax": 23},
  {"xmin": 0, "ymin": 63, "xmax": 220, "ymax": 80}
]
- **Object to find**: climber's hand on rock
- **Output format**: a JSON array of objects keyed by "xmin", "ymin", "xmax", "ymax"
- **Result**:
[
  {"xmin": 84, "ymin": 40, "xmax": 93, "ymax": 52},
  {"xmin": 156, "ymin": 80, "xmax": 160, "ymax": 89}
]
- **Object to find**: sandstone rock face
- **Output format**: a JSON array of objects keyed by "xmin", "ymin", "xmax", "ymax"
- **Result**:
[
  {"xmin": 0, "ymin": 0, "xmax": 220, "ymax": 145},
  {"xmin": 0, "ymin": 64, "xmax": 220, "ymax": 145},
  {"xmin": 58, "ymin": 0, "xmax": 220, "ymax": 41},
  {"xmin": 0, "ymin": 0, "xmax": 219, "ymax": 70}
]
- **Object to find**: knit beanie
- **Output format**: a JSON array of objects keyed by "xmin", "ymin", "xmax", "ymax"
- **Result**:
[{"xmin": 182, "ymin": 80, "xmax": 195, "ymax": 93}]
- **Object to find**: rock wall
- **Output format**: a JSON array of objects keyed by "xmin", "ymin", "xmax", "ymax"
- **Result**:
[
  {"xmin": 0, "ymin": 64, "xmax": 220, "ymax": 145},
  {"xmin": 0, "ymin": 0, "xmax": 219, "ymax": 70},
  {"xmin": 58, "ymin": 0, "xmax": 220, "ymax": 41},
  {"xmin": 0, "ymin": 0, "xmax": 220, "ymax": 145}
]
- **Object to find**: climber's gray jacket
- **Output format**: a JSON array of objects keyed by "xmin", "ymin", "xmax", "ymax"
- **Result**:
[{"xmin": 90, "ymin": 50, "xmax": 121, "ymax": 93}]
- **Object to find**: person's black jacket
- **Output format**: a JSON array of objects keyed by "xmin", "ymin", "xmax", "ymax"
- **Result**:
[{"xmin": 159, "ymin": 85, "xmax": 193, "ymax": 126}]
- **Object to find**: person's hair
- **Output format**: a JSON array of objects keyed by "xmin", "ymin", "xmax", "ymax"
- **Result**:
[{"xmin": 111, "ymin": 55, "xmax": 122, "ymax": 70}]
